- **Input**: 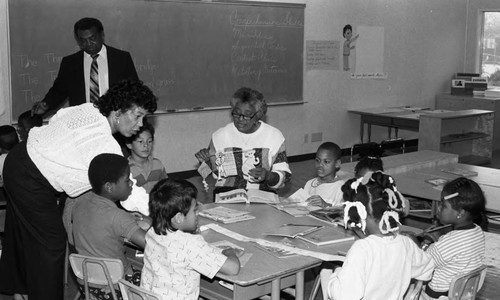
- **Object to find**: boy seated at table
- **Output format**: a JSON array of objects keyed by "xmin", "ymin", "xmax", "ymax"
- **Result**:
[
  {"xmin": 141, "ymin": 178, "xmax": 240, "ymax": 300},
  {"xmin": 305, "ymin": 142, "xmax": 345, "ymax": 207},
  {"xmin": 421, "ymin": 177, "xmax": 486, "ymax": 300},
  {"xmin": 126, "ymin": 119, "xmax": 168, "ymax": 193},
  {"xmin": 72, "ymin": 153, "xmax": 146, "ymax": 298}
]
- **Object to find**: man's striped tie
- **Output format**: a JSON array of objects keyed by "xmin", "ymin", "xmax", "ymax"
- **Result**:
[{"xmin": 90, "ymin": 54, "xmax": 99, "ymax": 103}]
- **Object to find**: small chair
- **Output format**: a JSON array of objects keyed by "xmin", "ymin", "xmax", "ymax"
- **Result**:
[
  {"xmin": 404, "ymin": 280, "xmax": 423, "ymax": 300},
  {"xmin": 380, "ymin": 138, "xmax": 405, "ymax": 156},
  {"xmin": 69, "ymin": 253, "xmax": 124, "ymax": 300},
  {"xmin": 448, "ymin": 265, "xmax": 487, "ymax": 300},
  {"xmin": 350, "ymin": 142, "xmax": 380, "ymax": 162},
  {"xmin": 118, "ymin": 279, "xmax": 161, "ymax": 300}
]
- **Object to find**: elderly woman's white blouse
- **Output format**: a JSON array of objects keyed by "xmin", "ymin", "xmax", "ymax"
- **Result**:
[{"xmin": 27, "ymin": 103, "xmax": 149, "ymax": 214}]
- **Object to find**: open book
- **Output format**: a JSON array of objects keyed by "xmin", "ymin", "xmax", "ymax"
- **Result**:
[
  {"xmin": 263, "ymin": 224, "xmax": 355, "ymax": 246},
  {"xmin": 215, "ymin": 189, "xmax": 279, "ymax": 204},
  {"xmin": 309, "ymin": 206, "xmax": 344, "ymax": 226},
  {"xmin": 199, "ymin": 206, "xmax": 256, "ymax": 224},
  {"xmin": 297, "ymin": 227, "xmax": 355, "ymax": 246},
  {"xmin": 263, "ymin": 224, "xmax": 324, "ymax": 239}
]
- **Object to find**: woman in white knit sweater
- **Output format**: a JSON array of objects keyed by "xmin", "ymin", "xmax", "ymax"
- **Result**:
[{"xmin": 0, "ymin": 80, "xmax": 157, "ymax": 300}]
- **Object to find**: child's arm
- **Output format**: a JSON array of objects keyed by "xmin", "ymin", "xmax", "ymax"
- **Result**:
[
  {"xmin": 128, "ymin": 228, "xmax": 147, "ymax": 249},
  {"xmin": 218, "ymin": 248, "xmax": 241, "ymax": 275},
  {"xmin": 306, "ymin": 195, "xmax": 330, "ymax": 208}
]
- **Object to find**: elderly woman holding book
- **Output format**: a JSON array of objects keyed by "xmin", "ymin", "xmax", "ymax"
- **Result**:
[{"xmin": 195, "ymin": 87, "xmax": 291, "ymax": 196}]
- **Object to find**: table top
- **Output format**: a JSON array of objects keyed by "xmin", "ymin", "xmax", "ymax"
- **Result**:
[
  {"xmin": 349, "ymin": 106, "xmax": 492, "ymax": 120},
  {"xmin": 390, "ymin": 163, "xmax": 500, "ymax": 213},
  {"xmin": 198, "ymin": 203, "xmax": 355, "ymax": 286}
]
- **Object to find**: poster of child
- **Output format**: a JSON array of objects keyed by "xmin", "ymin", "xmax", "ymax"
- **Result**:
[{"xmin": 343, "ymin": 24, "xmax": 359, "ymax": 71}]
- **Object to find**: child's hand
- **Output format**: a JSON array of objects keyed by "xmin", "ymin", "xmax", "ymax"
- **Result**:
[
  {"xmin": 306, "ymin": 195, "xmax": 329, "ymax": 208},
  {"xmin": 195, "ymin": 148, "xmax": 211, "ymax": 163},
  {"xmin": 222, "ymin": 247, "xmax": 244, "ymax": 258}
]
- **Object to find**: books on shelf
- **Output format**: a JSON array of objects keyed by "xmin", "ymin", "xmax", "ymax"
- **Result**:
[
  {"xmin": 485, "ymin": 88, "xmax": 500, "ymax": 98},
  {"xmin": 309, "ymin": 206, "xmax": 344, "ymax": 225},
  {"xmin": 441, "ymin": 167, "xmax": 478, "ymax": 177},
  {"xmin": 296, "ymin": 227, "xmax": 355, "ymax": 246},
  {"xmin": 199, "ymin": 206, "xmax": 255, "ymax": 224},
  {"xmin": 215, "ymin": 189, "xmax": 279, "ymax": 204}
]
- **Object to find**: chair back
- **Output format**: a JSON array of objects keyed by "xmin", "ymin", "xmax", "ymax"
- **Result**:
[
  {"xmin": 448, "ymin": 265, "xmax": 487, "ymax": 300},
  {"xmin": 350, "ymin": 142, "xmax": 380, "ymax": 162},
  {"xmin": 69, "ymin": 253, "xmax": 124, "ymax": 300},
  {"xmin": 403, "ymin": 280, "xmax": 423, "ymax": 300},
  {"xmin": 380, "ymin": 138, "xmax": 405, "ymax": 156},
  {"xmin": 118, "ymin": 279, "xmax": 161, "ymax": 300}
]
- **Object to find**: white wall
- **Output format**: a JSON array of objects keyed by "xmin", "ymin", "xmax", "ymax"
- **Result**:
[{"xmin": 0, "ymin": 0, "xmax": 470, "ymax": 172}]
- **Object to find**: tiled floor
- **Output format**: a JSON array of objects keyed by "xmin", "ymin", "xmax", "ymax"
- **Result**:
[{"xmin": 2, "ymin": 150, "xmax": 500, "ymax": 300}]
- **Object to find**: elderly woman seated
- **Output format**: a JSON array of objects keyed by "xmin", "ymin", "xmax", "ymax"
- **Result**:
[{"xmin": 195, "ymin": 87, "xmax": 291, "ymax": 196}]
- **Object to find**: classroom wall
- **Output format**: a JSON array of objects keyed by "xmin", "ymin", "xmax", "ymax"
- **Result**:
[{"xmin": 0, "ymin": 0, "xmax": 472, "ymax": 173}]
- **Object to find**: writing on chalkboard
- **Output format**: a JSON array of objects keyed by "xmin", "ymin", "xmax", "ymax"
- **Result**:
[{"xmin": 9, "ymin": 0, "xmax": 304, "ymax": 117}]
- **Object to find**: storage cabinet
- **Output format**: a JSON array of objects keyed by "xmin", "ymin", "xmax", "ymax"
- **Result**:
[
  {"xmin": 436, "ymin": 94, "xmax": 500, "ymax": 150},
  {"xmin": 418, "ymin": 110, "xmax": 494, "ymax": 165}
]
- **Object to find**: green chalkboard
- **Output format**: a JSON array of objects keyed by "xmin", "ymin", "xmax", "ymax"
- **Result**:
[{"xmin": 8, "ymin": 0, "xmax": 304, "ymax": 118}]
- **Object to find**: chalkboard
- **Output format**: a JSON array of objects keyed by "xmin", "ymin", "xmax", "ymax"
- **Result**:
[{"xmin": 8, "ymin": 0, "xmax": 304, "ymax": 118}]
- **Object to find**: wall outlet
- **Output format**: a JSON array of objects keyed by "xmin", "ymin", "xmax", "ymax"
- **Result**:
[
  {"xmin": 311, "ymin": 132, "xmax": 323, "ymax": 142},
  {"xmin": 304, "ymin": 134, "xmax": 309, "ymax": 143}
]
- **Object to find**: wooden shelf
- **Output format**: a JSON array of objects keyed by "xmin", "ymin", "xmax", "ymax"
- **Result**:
[
  {"xmin": 441, "ymin": 132, "xmax": 489, "ymax": 144},
  {"xmin": 418, "ymin": 109, "xmax": 493, "ymax": 164}
]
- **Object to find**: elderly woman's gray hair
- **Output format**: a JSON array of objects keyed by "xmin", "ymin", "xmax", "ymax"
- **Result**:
[{"xmin": 229, "ymin": 87, "xmax": 267, "ymax": 118}]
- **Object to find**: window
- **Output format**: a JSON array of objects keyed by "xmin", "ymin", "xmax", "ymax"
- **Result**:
[{"xmin": 480, "ymin": 11, "xmax": 500, "ymax": 87}]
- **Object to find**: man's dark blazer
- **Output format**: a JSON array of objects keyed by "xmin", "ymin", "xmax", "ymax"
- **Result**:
[{"xmin": 43, "ymin": 45, "xmax": 139, "ymax": 111}]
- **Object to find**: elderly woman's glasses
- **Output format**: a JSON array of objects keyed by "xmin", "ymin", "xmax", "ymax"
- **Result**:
[{"xmin": 231, "ymin": 112, "xmax": 257, "ymax": 120}]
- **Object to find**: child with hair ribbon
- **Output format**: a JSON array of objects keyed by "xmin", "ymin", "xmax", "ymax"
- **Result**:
[
  {"xmin": 323, "ymin": 171, "xmax": 434, "ymax": 300},
  {"xmin": 420, "ymin": 177, "xmax": 486, "ymax": 300}
]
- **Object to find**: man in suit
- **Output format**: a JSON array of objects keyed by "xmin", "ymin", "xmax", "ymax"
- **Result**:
[{"xmin": 31, "ymin": 17, "xmax": 139, "ymax": 115}]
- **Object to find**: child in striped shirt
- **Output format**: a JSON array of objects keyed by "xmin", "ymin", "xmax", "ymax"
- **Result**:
[{"xmin": 422, "ymin": 177, "xmax": 486, "ymax": 299}]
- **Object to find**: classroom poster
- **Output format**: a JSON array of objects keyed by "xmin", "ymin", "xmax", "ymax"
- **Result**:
[
  {"xmin": 305, "ymin": 40, "xmax": 340, "ymax": 71},
  {"xmin": 353, "ymin": 26, "xmax": 387, "ymax": 79}
]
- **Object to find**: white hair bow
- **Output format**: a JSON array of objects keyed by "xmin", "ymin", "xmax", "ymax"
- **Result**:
[
  {"xmin": 379, "ymin": 211, "xmax": 401, "ymax": 235},
  {"xmin": 350, "ymin": 177, "xmax": 364, "ymax": 193},
  {"xmin": 344, "ymin": 201, "xmax": 367, "ymax": 234}
]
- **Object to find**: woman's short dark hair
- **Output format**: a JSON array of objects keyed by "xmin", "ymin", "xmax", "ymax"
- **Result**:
[
  {"xmin": 230, "ymin": 87, "xmax": 267, "ymax": 119},
  {"xmin": 149, "ymin": 179, "xmax": 198, "ymax": 235},
  {"xmin": 95, "ymin": 79, "xmax": 158, "ymax": 117}
]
